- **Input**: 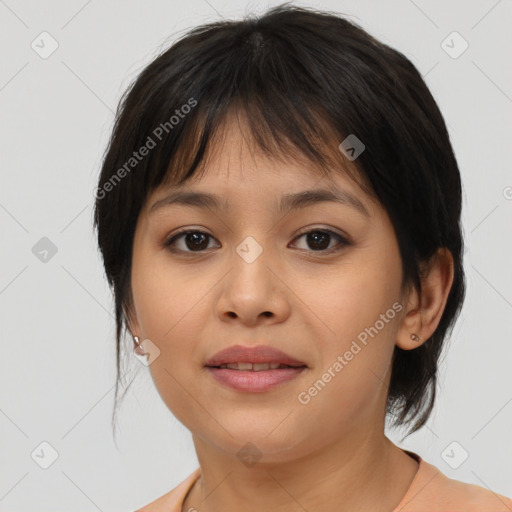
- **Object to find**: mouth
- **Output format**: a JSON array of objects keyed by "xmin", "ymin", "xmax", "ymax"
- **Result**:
[
  {"xmin": 204, "ymin": 344, "xmax": 308, "ymax": 369},
  {"xmin": 205, "ymin": 364, "xmax": 307, "ymax": 392},
  {"xmin": 206, "ymin": 362, "xmax": 307, "ymax": 371},
  {"xmin": 204, "ymin": 344, "xmax": 308, "ymax": 392}
]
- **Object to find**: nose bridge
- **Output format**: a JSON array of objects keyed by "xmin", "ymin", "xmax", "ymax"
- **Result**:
[
  {"xmin": 235, "ymin": 235, "xmax": 266, "ymax": 266},
  {"xmin": 216, "ymin": 231, "xmax": 289, "ymax": 325},
  {"xmin": 229, "ymin": 233, "xmax": 275, "ymax": 292}
]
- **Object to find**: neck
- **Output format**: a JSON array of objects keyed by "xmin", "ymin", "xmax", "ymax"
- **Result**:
[{"xmin": 182, "ymin": 433, "xmax": 418, "ymax": 512}]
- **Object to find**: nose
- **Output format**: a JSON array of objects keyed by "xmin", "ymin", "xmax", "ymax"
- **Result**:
[{"xmin": 215, "ymin": 237, "xmax": 291, "ymax": 327}]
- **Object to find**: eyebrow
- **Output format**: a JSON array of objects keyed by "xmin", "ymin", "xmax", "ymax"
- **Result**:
[{"xmin": 149, "ymin": 187, "xmax": 370, "ymax": 218}]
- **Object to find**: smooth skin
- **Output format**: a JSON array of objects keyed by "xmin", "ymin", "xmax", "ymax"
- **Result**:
[{"xmin": 128, "ymin": 114, "xmax": 454, "ymax": 512}]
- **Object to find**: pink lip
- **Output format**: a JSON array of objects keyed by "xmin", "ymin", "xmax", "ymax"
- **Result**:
[
  {"xmin": 204, "ymin": 344, "xmax": 307, "ymax": 367},
  {"xmin": 204, "ymin": 345, "xmax": 307, "ymax": 393},
  {"xmin": 206, "ymin": 367, "xmax": 307, "ymax": 392}
]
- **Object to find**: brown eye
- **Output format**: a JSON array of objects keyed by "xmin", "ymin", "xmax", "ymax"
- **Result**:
[
  {"xmin": 291, "ymin": 229, "xmax": 349, "ymax": 254},
  {"xmin": 164, "ymin": 230, "xmax": 218, "ymax": 253},
  {"xmin": 164, "ymin": 227, "xmax": 349, "ymax": 256}
]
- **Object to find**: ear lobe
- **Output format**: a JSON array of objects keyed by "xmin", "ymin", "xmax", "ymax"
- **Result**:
[
  {"xmin": 125, "ymin": 305, "xmax": 141, "ymax": 341},
  {"xmin": 396, "ymin": 247, "xmax": 455, "ymax": 350},
  {"xmin": 396, "ymin": 298, "xmax": 424, "ymax": 351}
]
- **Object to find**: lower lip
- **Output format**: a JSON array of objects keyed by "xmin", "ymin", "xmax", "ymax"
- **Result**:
[{"xmin": 206, "ymin": 367, "xmax": 307, "ymax": 392}]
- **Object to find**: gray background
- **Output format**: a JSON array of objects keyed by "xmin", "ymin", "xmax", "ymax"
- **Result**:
[{"xmin": 1, "ymin": 0, "xmax": 511, "ymax": 510}]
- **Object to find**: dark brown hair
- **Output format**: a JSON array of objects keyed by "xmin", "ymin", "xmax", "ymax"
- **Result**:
[{"xmin": 93, "ymin": 2, "xmax": 466, "ymax": 438}]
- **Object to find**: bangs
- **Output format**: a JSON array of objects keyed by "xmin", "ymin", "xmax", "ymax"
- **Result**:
[
  {"xmin": 159, "ymin": 99, "xmax": 367, "ymax": 194},
  {"xmin": 120, "ymin": 20, "xmax": 377, "ymax": 198}
]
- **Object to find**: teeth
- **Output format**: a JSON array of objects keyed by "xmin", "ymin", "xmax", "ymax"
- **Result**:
[
  {"xmin": 218, "ymin": 362, "xmax": 292, "ymax": 371},
  {"xmin": 253, "ymin": 363, "xmax": 270, "ymax": 371},
  {"xmin": 227, "ymin": 362, "xmax": 252, "ymax": 370}
]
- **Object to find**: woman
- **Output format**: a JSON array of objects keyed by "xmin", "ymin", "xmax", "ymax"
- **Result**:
[{"xmin": 93, "ymin": 4, "xmax": 512, "ymax": 511}]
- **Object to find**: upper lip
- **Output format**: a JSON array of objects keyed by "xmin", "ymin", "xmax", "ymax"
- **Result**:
[{"xmin": 205, "ymin": 345, "xmax": 307, "ymax": 367}]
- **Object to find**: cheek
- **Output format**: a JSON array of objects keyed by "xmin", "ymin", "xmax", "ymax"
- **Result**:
[
  {"xmin": 294, "ymin": 250, "xmax": 401, "ymax": 346},
  {"xmin": 295, "ymin": 273, "xmax": 400, "ymax": 432},
  {"xmin": 291, "ymin": 246, "xmax": 401, "ymax": 415},
  {"xmin": 131, "ymin": 250, "xmax": 201, "ymax": 340},
  {"xmin": 131, "ymin": 256, "xmax": 208, "ymax": 423}
]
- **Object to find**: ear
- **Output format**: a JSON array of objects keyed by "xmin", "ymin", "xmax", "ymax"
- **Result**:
[
  {"xmin": 125, "ymin": 304, "xmax": 141, "ymax": 349},
  {"xmin": 396, "ymin": 247, "xmax": 455, "ymax": 350}
]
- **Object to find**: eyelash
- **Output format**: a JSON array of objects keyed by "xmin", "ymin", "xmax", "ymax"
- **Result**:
[{"xmin": 163, "ymin": 227, "xmax": 350, "ymax": 256}]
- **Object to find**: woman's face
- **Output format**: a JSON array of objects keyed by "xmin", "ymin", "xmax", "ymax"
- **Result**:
[{"xmin": 128, "ymin": 121, "xmax": 409, "ymax": 462}]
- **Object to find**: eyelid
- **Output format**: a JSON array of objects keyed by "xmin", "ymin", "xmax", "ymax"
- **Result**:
[
  {"xmin": 293, "ymin": 224, "xmax": 349, "ymax": 240},
  {"xmin": 163, "ymin": 225, "xmax": 351, "ymax": 255}
]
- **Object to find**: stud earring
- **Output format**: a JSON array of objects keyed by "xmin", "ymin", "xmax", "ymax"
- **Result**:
[
  {"xmin": 411, "ymin": 333, "xmax": 420, "ymax": 342},
  {"xmin": 133, "ymin": 335, "xmax": 145, "ymax": 355}
]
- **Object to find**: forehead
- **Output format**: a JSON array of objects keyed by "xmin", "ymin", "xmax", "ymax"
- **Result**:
[
  {"xmin": 150, "ymin": 111, "xmax": 376, "ymax": 217},
  {"xmin": 183, "ymin": 112, "xmax": 359, "ymax": 181},
  {"xmin": 150, "ymin": 154, "xmax": 374, "ymax": 221}
]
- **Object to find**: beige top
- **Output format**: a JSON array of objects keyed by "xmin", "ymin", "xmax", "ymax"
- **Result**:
[{"xmin": 135, "ymin": 450, "xmax": 512, "ymax": 511}]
